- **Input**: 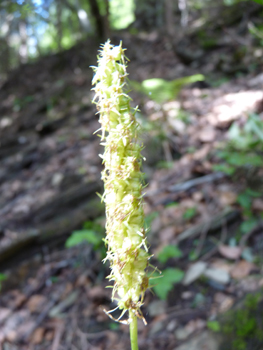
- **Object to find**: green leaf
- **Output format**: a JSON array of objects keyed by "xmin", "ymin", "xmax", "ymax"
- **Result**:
[
  {"xmin": 156, "ymin": 161, "xmax": 174, "ymax": 169},
  {"xmin": 241, "ymin": 247, "xmax": 254, "ymax": 262},
  {"xmin": 251, "ymin": 0, "xmax": 263, "ymax": 5},
  {"xmin": 246, "ymin": 188, "xmax": 261, "ymax": 197},
  {"xmin": 188, "ymin": 250, "xmax": 198, "ymax": 261},
  {"xmin": 145, "ymin": 211, "xmax": 159, "ymax": 230},
  {"xmin": 183, "ymin": 207, "xmax": 197, "ymax": 220},
  {"xmin": 131, "ymin": 75, "xmax": 205, "ymax": 103},
  {"xmin": 207, "ymin": 320, "xmax": 221, "ymax": 332},
  {"xmin": 157, "ymin": 245, "xmax": 183, "ymax": 263},
  {"xmin": 229, "ymin": 153, "xmax": 262, "ymax": 166},
  {"xmin": 240, "ymin": 219, "xmax": 258, "ymax": 234},
  {"xmin": 165, "ymin": 201, "xmax": 179, "ymax": 208},
  {"xmin": 153, "ymin": 268, "xmax": 184, "ymax": 300},
  {"xmin": 237, "ymin": 192, "xmax": 252, "ymax": 210},
  {"xmin": 0, "ymin": 274, "xmax": 7, "ymax": 282},
  {"xmin": 212, "ymin": 164, "xmax": 236, "ymax": 175},
  {"xmin": 65, "ymin": 230, "xmax": 101, "ymax": 248},
  {"xmin": 109, "ymin": 322, "xmax": 119, "ymax": 330}
]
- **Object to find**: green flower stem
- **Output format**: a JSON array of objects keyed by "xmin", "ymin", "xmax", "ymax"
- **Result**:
[{"xmin": 129, "ymin": 310, "xmax": 139, "ymax": 350}]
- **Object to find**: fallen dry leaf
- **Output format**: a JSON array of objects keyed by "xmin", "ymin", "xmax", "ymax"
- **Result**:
[
  {"xmin": 230, "ymin": 260, "xmax": 256, "ymax": 280},
  {"xmin": 183, "ymin": 262, "xmax": 207, "ymax": 286},
  {"xmin": 198, "ymin": 127, "xmax": 216, "ymax": 143},
  {"xmin": 204, "ymin": 267, "xmax": 230, "ymax": 285},
  {"xmin": 214, "ymin": 292, "xmax": 234, "ymax": 313},
  {"xmin": 27, "ymin": 295, "xmax": 47, "ymax": 313},
  {"xmin": 88, "ymin": 286, "xmax": 109, "ymax": 301},
  {"xmin": 218, "ymin": 245, "xmax": 242, "ymax": 260},
  {"xmin": 0, "ymin": 308, "xmax": 11, "ymax": 323},
  {"xmin": 209, "ymin": 258, "xmax": 233, "ymax": 273},
  {"xmin": 252, "ymin": 198, "xmax": 263, "ymax": 211},
  {"xmin": 30, "ymin": 327, "xmax": 45, "ymax": 345},
  {"xmin": 218, "ymin": 191, "xmax": 237, "ymax": 205}
]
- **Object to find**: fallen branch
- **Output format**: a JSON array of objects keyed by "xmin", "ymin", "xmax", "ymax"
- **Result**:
[
  {"xmin": 146, "ymin": 172, "xmax": 225, "ymax": 204},
  {"xmin": 176, "ymin": 207, "xmax": 240, "ymax": 243},
  {"xmin": 168, "ymin": 172, "xmax": 225, "ymax": 193},
  {"xmin": 0, "ymin": 198, "xmax": 104, "ymax": 265}
]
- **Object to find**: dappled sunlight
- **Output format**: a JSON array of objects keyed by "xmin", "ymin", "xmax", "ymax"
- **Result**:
[{"xmin": 207, "ymin": 90, "xmax": 263, "ymax": 125}]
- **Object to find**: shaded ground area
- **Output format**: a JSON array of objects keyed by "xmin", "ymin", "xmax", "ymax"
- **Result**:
[{"xmin": 0, "ymin": 4, "xmax": 263, "ymax": 348}]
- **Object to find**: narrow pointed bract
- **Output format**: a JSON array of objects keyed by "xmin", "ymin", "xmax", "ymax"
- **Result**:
[{"xmin": 92, "ymin": 41, "xmax": 150, "ymax": 324}]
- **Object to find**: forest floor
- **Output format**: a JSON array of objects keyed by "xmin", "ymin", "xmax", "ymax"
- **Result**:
[{"xmin": 0, "ymin": 4, "xmax": 263, "ymax": 349}]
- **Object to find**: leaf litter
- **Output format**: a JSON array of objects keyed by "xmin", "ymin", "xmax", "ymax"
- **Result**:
[{"xmin": 0, "ymin": 16, "xmax": 263, "ymax": 350}]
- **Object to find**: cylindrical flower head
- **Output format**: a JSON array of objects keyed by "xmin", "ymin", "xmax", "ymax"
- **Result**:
[{"xmin": 92, "ymin": 41, "xmax": 149, "ymax": 323}]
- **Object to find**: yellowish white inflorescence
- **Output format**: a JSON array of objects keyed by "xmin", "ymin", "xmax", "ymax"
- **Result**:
[{"xmin": 92, "ymin": 41, "xmax": 150, "ymax": 323}]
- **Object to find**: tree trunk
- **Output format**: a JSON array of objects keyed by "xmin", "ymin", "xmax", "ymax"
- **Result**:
[
  {"xmin": 88, "ymin": 0, "xmax": 109, "ymax": 40},
  {"xmin": 164, "ymin": 0, "xmax": 175, "ymax": 36}
]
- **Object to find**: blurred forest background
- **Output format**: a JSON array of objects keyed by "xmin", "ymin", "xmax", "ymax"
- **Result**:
[{"xmin": 0, "ymin": 0, "xmax": 263, "ymax": 350}]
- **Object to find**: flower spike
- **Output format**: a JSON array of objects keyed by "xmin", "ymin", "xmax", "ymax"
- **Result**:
[{"xmin": 91, "ymin": 40, "xmax": 150, "ymax": 325}]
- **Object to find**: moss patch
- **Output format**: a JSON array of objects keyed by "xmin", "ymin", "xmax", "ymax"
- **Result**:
[{"xmin": 219, "ymin": 291, "xmax": 263, "ymax": 350}]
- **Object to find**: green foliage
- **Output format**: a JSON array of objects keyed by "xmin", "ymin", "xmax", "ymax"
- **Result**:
[
  {"xmin": 220, "ymin": 292, "xmax": 263, "ymax": 350},
  {"xmin": 130, "ymin": 75, "xmax": 205, "ymax": 103},
  {"xmin": 156, "ymin": 161, "xmax": 174, "ymax": 169},
  {"xmin": 223, "ymin": 0, "xmax": 247, "ymax": 5},
  {"xmin": 152, "ymin": 268, "xmax": 184, "ymax": 300},
  {"xmin": 65, "ymin": 220, "xmax": 104, "ymax": 251},
  {"xmin": 215, "ymin": 115, "xmax": 263, "ymax": 238},
  {"xmin": 165, "ymin": 201, "xmax": 179, "ymax": 208},
  {"xmin": 109, "ymin": 322, "xmax": 120, "ymax": 330},
  {"xmin": 65, "ymin": 229, "xmax": 101, "ymax": 248},
  {"xmin": 109, "ymin": 0, "xmax": 135, "ymax": 29},
  {"xmin": 144, "ymin": 211, "xmax": 159, "ymax": 230},
  {"xmin": 207, "ymin": 320, "xmax": 221, "ymax": 332},
  {"xmin": 228, "ymin": 115, "xmax": 263, "ymax": 150},
  {"xmin": 13, "ymin": 95, "xmax": 34, "ymax": 112},
  {"xmin": 157, "ymin": 245, "xmax": 183, "ymax": 263},
  {"xmin": 219, "ymin": 151, "xmax": 263, "ymax": 167},
  {"xmin": 251, "ymin": 0, "xmax": 263, "ymax": 5},
  {"xmin": 0, "ymin": 273, "xmax": 7, "ymax": 291},
  {"xmin": 213, "ymin": 163, "xmax": 235, "ymax": 175},
  {"xmin": 240, "ymin": 219, "xmax": 258, "ymax": 235},
  {"xmin": 188, "ymin": 251, "xmax": 198, "ymax": 261},
  {"xmin": 183, "ymin": 207, "xmax": 197, "ymax": 220},
  {"xmin": 236, "ymin": 188, "xmax": 261, "ymax": 235},
  {"xmin": 248, "ymin": 23, "xmax": 263, "ymax": 41}
]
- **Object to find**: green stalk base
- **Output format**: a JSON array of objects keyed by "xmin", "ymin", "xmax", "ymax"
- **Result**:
[{"xmin": 129, "ymin": 311, "xmax": 139, "ymax": 350}]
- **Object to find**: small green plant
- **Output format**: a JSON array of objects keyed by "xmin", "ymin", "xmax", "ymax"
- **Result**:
[
  {"xmin": 214, "ymin": 114, "xmax": 263, "ymax": 238},
  {"xmin": 130, "ymin": 75, "xmax": 205, "ymax": 103},
  {"xmin": 13, "ymin": 95, "xmax": 34, "ymax": 112},
  {"xmin": 152, "ymin": 246, "xmax": 184, "ymax": 300},
  {"xmin": 215, "ymin": 114, "xmax": 263, "ymax": 175},
  {"xmin": 183, "ymin": 207, "xmax": 197, "ymax": 220},
  {"xmin": 151, "ymin": 268, "xmax": 184, "ymax": 300},
  {"xmin": 207, "ymin": 320, "xmax": 221, "ymax": 332},
  {"xmin": 92, "ymin": 41, "xmax": 157, "ymax": 350},
  {"xmin": 66, "ymin": 220, "xmax": 104, "ymax": 246},
  {"xmin": 66, "ymin": 228, "xmax": 101, "ymax": 247},
  {"xmin": 144, "ymin": 211, "xmax": 159, "ymax": 231},
  {"xmin": 219, "ymin": 292, "xmax": 263, "ymax": 350},
  {"xmin": 0, "ymin": 273, "xmax": 7, "ymax": 290},
  {"xmin": 157, "ymin": 245, "xmax": 183, "ymax": 264}
]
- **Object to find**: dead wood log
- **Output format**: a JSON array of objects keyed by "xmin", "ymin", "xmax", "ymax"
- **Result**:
[
  {"xmin": 0, "ymin": 197, "xmax": 104, "ymax": 265},
  {"xmin": 176, "ymin": 207, "xmax": 240, "ymax": 243},
  {"xmin": 146, "ymin": 172, "xmax": 225, "ymax": 205},
  {"xmin": 168, "ymin": 172, "xmax": 225, "ymax": 193},
  {"xmin": 29, "ymin": 181, "xmax": 102, "ymax": 224}
]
